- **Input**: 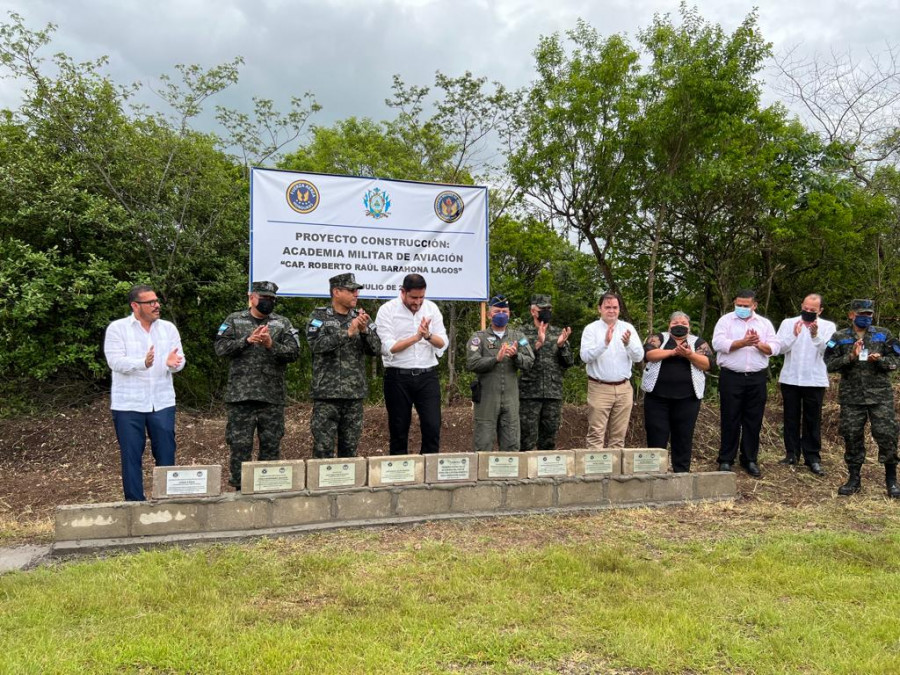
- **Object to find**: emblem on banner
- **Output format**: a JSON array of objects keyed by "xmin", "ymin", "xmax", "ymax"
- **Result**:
[
  {"xmin": 286, "ymin": 180, "xmax": 320, "ymax": 214},
  {"xmin": 363, "ymin": 188, "xmax": 391, "ymax": 219},
  {"xmin": 434, "ymin": 191, "xmax": 464, "ymax": 223}
]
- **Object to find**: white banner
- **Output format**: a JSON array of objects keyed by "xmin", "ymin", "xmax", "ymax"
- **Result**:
[{"xmin": 250, "ymin": 168, "xmax": 489, "ymax": 300}]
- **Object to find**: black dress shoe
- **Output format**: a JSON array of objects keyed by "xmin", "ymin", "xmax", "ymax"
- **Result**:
[
  {"xmin": 744, "ymin": 462, "xmax": 762, "ymax": 478},
  {"xmin": 718, "ymin": 463, "xmax": 732, "ymax": 472},
  {"xmin": 808, "ymin": 462, "xmax": 826, "ymax": 476},
  {"xmin": 778, "ymin": 457, "xmax": 797, "ymax": 465}
]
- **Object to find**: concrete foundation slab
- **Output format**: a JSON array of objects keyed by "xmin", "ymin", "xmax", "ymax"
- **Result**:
[
  {"xmin": 695, "ymin": 471, "xmax": 738, "ymax": 500},
  {"xmin": 608, "ymin": 475, "xmax": 651, "ymax": 503},
  {"xmin": 206, "ymin": 496, "xmax": 270, "ymax": 531},
  {"xmin": 451, "ymin": 484, "xmax": 503, "ymax": 512},
  {"xmin": 557, "ymin": 479, "xmax": 607, "ymax": 507},
  {"xmin": 131, "ymin": 502, "xmax": 204, "ymax": 536},
  {"xmin": 55, "ymin": 503, "xmax": 131, "ymax": 542},
  {"xmin": 649, "ymin": 474, "xmax": 694, "ymax": 502},
  {"xmin": 395, "ymin": 487, "xmax": 453, "ymax": 517},
  {"xmin": 334, "ymin": 490, "xmax": 392, "ymax": 520},
  {"xmin": 269, "ymin": 493, "xmax": 333, "ymax": 527},
  {"xmin": 505, "ymin": 481, "xmax": 554, "ymax": 509}
]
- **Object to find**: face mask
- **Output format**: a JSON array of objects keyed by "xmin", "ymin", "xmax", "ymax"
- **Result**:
[
  {"xmin": 854, "ymin": 315, "xmax": 873, "ymax": 329},
  {"xmin": 537, "ymin": 309, "xmax": 552, "ymax": 324},
  {"xmin": 734, "ymin": 305, "xmax": 752, "ymax": 319},
  {"xmin": 256, "ymin": 298, "xmax": 275, "ymax": 315},
  {"xmin": 800, "ymin": 310, "xmax": 818, "ymax": 323},
  {"xmin": 492, "ymin": 312, "xmax": 510, "ymax": 328},
  {"xmin": 669, "ymin": 325, "xmax": 689, "ymax": 338}
]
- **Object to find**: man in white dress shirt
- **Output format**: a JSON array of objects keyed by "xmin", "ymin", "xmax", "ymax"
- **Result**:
[
  {"xmin": 775, "ymin": 293, "xmax": 836, "ymax": 476},
  {"xmin": 375, "ymin": 274, "xmax": 448, "ymax": 454},
  {"xmin": 104, "ymin": 285, "xmax": 185, "ymax": 501},
  {"xmin": 579, "ymin": 292, "xmax": 644, "ymax": 449},
  {"xmin": 712, "ymin": 288, "xmax": 781, "ymax": 477}
]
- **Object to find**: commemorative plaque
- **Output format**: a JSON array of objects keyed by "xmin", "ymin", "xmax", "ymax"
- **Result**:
[
  {"xmin": 151, "ymin": 465, "xmax": 222, "ymax": 499},
  {"xmin": 424, "ymin": 453, "xmax": 477, "ymax": 483},
  {"xmin": 525, "ymin": 450, "xmax": 574, "ymax": 478},
  {"xmin": 575, "ymin": 449, "xmax": 622, "ymax": 476},
  {"xmin": 368, "ymin": 455, "xmax": 425, "ymax": 487}
]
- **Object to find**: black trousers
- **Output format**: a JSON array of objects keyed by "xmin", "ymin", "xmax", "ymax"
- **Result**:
[
  {"xmin": 644, "ymin": 392, "xmax": 702, "ymax": 473},
  {"xmin": 718, "ymin": 368, "xmax": 768, "ymax": 465},
  {"xmin": 384, "ymin": 367, "xmax": 441, "ymax": 455},
  {"xmin": 780, "ymin": 383, "xmax": 825, "ymax": 465}
]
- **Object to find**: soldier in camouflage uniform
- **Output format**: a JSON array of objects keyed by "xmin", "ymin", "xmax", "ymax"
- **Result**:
[
  {"xmin": 519, "ymin": 294, "xmax": 574, "ymax": 450},
  {"xmin": 824, "ymin": 298, "xmax": 900, "ymax": 498},
  {"xmin": 215, "ymin": 281, "xmax": 301, "ymax": 488},
  {"xmin": 466, "ymin": 295, "xmax": 535, "ymax": 451},
  {"xmin": 307, "ymin": 273, "xmax": 381, "ymax": 458}
]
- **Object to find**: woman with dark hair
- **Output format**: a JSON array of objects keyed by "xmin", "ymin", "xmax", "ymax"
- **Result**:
[{"xmin": 641, "ymin": 311, "xmax": 713, "ymax": 472}]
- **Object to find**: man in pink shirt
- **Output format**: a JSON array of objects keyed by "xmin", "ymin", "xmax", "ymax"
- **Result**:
[{"xmin": 711, "ymin": 289, "xmax": 781, "ymax": 477}]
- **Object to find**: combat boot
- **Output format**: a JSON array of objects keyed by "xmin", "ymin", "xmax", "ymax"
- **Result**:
[
  {"xmin": 885, "ymin": 463, "xmax": 900, "ymax": 499},
  {"xmin": 838, "ymin": 465, "xmax": 862, "ymax": 496}
]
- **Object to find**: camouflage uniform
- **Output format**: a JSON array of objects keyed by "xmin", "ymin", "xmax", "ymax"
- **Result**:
[
  {"xmin": 466, "ymin": 328, "xmax": 535, "ymax": 451},
  {"xmin": 824, "ymin": 324, "xmax": 900, "ymax": 466},
  {"xmin": 215, "ymin": 309, "xmax": 301, "ymax": 486},
  {"xmin": 518, "ymin": 324, "xmax": 574, "ymax": 450},
  {"xmin": 307, "ymin": 305, "xmax": 381, "ymax": 458}
]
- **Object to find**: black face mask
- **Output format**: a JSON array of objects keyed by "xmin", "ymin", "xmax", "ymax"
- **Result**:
[
  {"xmin": 669, "ymin": 325, "xmax": 689, "ymax": 338},
  {"xmin": 537, "ymin": 309, "xmax": 552, "ymax": 324},
  {"xmin": 256, "ymin": 297, "xmax": 275, "ymax": 315},
  {"xmin": 800, "ymin": 310, "xmax": 818, "ymax": 322}
]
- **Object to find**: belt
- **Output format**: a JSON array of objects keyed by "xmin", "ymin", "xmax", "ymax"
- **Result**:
[
  {"xmin": 721, "ymin": 368, "xmax": 765, "ymax": 377},
  {"xmin": 386, "ymin": 366, "xmax": 437, "ymax": 376},
  {"xmin": 588, "ymin": 377, "xmax": 628, "ymax": 386}
]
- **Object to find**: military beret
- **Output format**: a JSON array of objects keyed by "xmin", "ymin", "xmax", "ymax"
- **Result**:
[
  {"xmin": 329, "ymin": 272, "xmax": 364, "ymax": 291},
  {"xmin": 489, "ymin": 294, "xmax": 509, "ymax": 308},
  {"xmin": 531, "ymin": 294, "xmax": 552, "ymax": 308},
  {"xmin": 251, "ymin": 280, "xmax": 278, "ymax": 296},
  {"xmin": 850, "ymin": 299, "xmax": 874, "ymax": 312}
]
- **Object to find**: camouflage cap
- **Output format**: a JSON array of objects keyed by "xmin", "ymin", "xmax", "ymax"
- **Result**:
[
  {"xmin": 531, "ymin": 294, "xmax": 552, "ymax": 308},
  {"xmin": 850, "ymin": 298, "xmax": 874, "ymax": 313},
  {"xmin": 251, "ymin": 280, "xmax": 278, "ymax": 296},
  {"xmin": 329, "ymin": 272, "xmax": 364, "ymax": 291},
  {"xmin": 489, "ymin": 294, "xmax": 509, "ymax": 308}
]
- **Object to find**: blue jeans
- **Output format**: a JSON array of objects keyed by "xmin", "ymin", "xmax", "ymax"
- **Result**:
[{"xmin": 112, "ymin": 407, "xmax": 176, "ymax": 501}]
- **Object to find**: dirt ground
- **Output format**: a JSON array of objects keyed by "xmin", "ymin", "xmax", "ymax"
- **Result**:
[{"xmin": 0, "ymin": 386, "xmax": 893, "ymax": 538}]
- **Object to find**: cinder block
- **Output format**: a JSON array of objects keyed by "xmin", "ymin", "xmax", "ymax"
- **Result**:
[
  {"xmin": 152, "ymin": 465, "xmax": 222, "ymax": 499},
  {"xmin": 130, "ymin": 502, "xmax": 204, "ymax": 536},
  {"xmin": 608, "ymin": 475, "xmax": 651, "ymax": 503},
  {"xmin": 621, "ymin": 448, "xmax": 668, "ymax": 475},
  {"xmin": 649, "ymin": 474, "xmax": 694, "ymax": 502},
  {"xmin": 557, "ymin": 479, "xmax": 607, "ymax": 507},
  {"xmin": 505, "ymin": 482, "xmax": 554, "ymax": 509},
  {"xmin": 694, "ymin": 471, "xmax": 738, "ymax": 500},
  {"xmin": 524, "ymin": 451, "xmax": 575, "ymax": 478},
  {"xmin": 54, "ymin": 503, "xmax": 131, "ymax": 541},
  {"xmin": 425, "ymin": 453, "xmax": 477, "ymax": 483},
  {"xmin": 269, "ymin": 493, "xmax": 332, "ymax": 527},
  {"xmin": 240, "ymin": 460, "xmax": 305, "ymax": 495},
  {"xmin": 476, "ymin": 452, "xmax": 528, "ymax": 480},
  {"xmin": 368, "ymin": 455, "xmax": 425, "ymax": 487},
  {"xmin": 394, "ymin": 487, "xmax": 453, "ymax": 517},
  {"xmin": 451, "ymin": 484, "xmax": 504, "ymax": 512},
  {"xmin": 206, "ymin": 497, "xmax": 270, "ymax": 531},
  {"xmin": 334, "ymin": 490, "xmax": 392, "ymax": 520},
  {"xmin": 307, "ymin": 458, "xmax": 367, "ymax": 491},
  {"xmin": 574, "ymin": 449, "xmax": 621, "ymax": 476}
]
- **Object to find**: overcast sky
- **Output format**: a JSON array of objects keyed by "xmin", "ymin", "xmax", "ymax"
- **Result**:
[{"xmin": 2, "ymin": 0, "xmax": 899, "ymax": 138}]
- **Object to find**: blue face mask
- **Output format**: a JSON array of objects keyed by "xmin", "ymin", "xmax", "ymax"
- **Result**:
[
  {"xmin": 734, "ymin": 305, "xmax": 753, "ymax": 320},
  {"xmin": 492, "ymin": 312, "xmax": 510, "ymax": 328},
  {"xmin": 854, "ymin": 315, "xmax": 873, "ymax": 329}
]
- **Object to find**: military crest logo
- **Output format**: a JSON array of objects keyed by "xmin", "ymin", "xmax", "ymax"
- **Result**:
[
  {"xmin": 286, "ymin": 180, "xmax": 320, "ymax": 214},
  {"xmin": 435, "ymin": 191, "xmax": 464, "ymax": 223},
  {"xmin": 363, "ymin": 187, "xmax": 391, "ymax": 219}
]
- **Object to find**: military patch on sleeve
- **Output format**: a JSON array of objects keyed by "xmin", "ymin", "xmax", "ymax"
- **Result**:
[
  {"xmin": 290, "ymin": 328, "xmax": 301, "ymax": 346},
  {"xmin": 826, "ymin": 340, "xmax": 835, "ymax": 348},
  {"xmin": 518, "ymin": 337, "xmax": 529, "ymax": 347},
  {"xmin": 469, "ymin": 336, "xmax": 481, "ymax": 351},
  {"xmin": 217, "ymin": 323, "xmax": 229, "ymax": 335},
  {"xmin": 310, "ymin": 319, "xmax": 323, "ymax": 328},
  {"xmin": 873, "ymin": 333, "xmax": 886, "ymax": 342}
]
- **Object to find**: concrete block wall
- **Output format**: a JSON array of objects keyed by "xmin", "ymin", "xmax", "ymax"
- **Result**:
[{"xmin": 54, "ymin": 471, "xmax": 737, "ymax": 550}]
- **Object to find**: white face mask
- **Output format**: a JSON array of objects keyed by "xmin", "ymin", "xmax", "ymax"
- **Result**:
[{"xmin": 734, "ymin": 305, "xmax": 752, "ymax": 319}]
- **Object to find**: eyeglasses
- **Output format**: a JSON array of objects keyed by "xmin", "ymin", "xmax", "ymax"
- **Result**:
[{"xmin": 134, "ymin": 299, "xmax": 161, "ymax": 306}]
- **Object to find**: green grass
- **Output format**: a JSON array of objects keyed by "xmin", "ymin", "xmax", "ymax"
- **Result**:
[{"xmin": 1, "ymin": 505, "xmax": 899, "ymax": 674}]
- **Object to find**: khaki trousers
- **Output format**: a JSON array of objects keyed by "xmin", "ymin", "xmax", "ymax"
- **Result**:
[{"xmin": 586, "ymin": 380, "xmax": 633, "ymax": 449}]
